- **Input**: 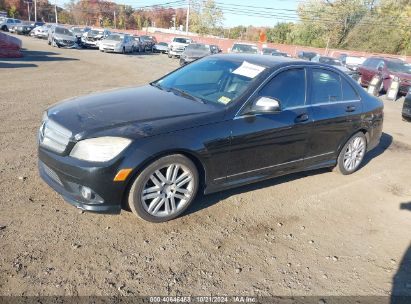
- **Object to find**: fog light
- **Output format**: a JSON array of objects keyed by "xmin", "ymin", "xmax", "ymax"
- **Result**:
[{"xmin": 80, "ymin": 186, "xmax": 93, "ymax": 200}]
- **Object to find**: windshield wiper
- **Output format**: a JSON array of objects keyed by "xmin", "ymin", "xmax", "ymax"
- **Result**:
[{"xmin": 166, "ymin": 87, "xmax": 206, "ymax": 104}]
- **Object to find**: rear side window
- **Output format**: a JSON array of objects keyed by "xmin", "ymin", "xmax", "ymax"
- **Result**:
[
  {"xmin": 341, "ymin": 77, "xmax": 359, "ymax": 100},
  {"xmin": 312, "ymin": 69, "xmax": 342, "ymax": 103},
  {"xmin": 259, "ymin": 68, "xmax": 306, "ymax": 109},
  {"xmin": 312, "ymin": 69, "xmax": 359, "ymax": 103}
]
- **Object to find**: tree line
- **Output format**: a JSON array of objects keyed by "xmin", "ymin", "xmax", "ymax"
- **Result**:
[{"xmin": 1, "ymin": 0, "xmax": 411, "ymax": 54}]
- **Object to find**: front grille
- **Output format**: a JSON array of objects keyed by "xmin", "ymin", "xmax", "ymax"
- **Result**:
[
  {"xmin": 39, "ymin": 119, "xmax": 72, "ymax": 154},
  {"xmin": 42, "ymin": 162, "xmax": 63, "ymax": 186},
  {"xmin": 63, "ymin": 40, "xmax": 74, "ymax": 45}
]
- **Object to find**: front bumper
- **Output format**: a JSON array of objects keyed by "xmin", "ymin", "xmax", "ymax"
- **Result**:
[
  {"xmin": 55, "ymin": 39, "xmax": 76, "ymax": 48},
  {"xmin": 38, "ymin": 148, "xmax": 125, "ymax": 213},
  {"xmin": 99, "ymin": 45, "xmax": 121, "ymax": 53}
]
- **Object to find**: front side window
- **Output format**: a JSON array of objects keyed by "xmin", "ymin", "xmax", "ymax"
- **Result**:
[{"xmin": 259, "ymin": 68, "xmax": 306, "ymax": 109}]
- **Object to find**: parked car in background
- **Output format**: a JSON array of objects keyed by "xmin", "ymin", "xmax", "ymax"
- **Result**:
[
  {"xmin": 16, "ymin": 21, "xmax": 44, "ymax": 35},
  {"xmin": 271, "ymin": 51, "xmax": 291, "ymax": 57},
  {"xmin": 153, "ymin": 42, "xmax": 168, "ymax": 53},
  {"xmin": 210, "ymin": 45, "xmax": 222, "ymax": 53},
  {"xmin": 168, "ymin": 37, "xmax": 193, "ymax": 58},
  {"xmin": 403, "ymin": 92, "xmax": 411, "ymax": 121},
  {"xmin": 358, "ymin": 57, "xmax": 411, "ymax": 94},
  {"xmin": 311, "ymin": 55, "xmax": 360, "ymax": 81},
  {"xmin": 82, "ymin": 29, "xmax": 111, "ymax": 48},
  {"xmin": 99, "ymin": 33, "xmax": 134, "ymax": 54},
  {"xmin": 131, "ymin": 35, "xmax": 145, "ymax": 53},
  {"xmin": 71, "ymin": 27, "xmax": 90, "ymax": 38},
  {"xmin": 340, "ymin": 55, "xmax": 366, "ymax": 71},
  {"xmin": 179, "ymin": 43, "xmax": 213, "ymax": 65},
  {"xmin": 261, "ymin": 47, "xmax": 279, "ymax": 55},
  {"xmin": 297, "ymin": 50, "xmax": 318, "ymax": 61},
  {"xmin": 48, "ymin": 26, "xmax": 76, "ymax": 48},
  {"xmin": 31, "ymin": 24, "xmax": 52, "ymax": 39},
  {"xmin": 1, "ymin": 18, "xmax": 21, "ymax": 31},
  {"xmin": 140, "ymin": 35, "xmax": 157, "ymax": 51},
  {"xmin": 229, "ymin": 42, "xmax": 259, "ymax": 54},
  {"xmin": 37, "ymin": 54, "xmax": 383, "ymax": 222}
]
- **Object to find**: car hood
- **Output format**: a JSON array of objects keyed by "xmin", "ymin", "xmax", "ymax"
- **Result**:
[
  {"xmin": 184, "ymin": 49, "xmax": 210, "ymax": 58},
  {"xmin": 46, "ymin": 85, "xmax": 224, "ymax": 140}
]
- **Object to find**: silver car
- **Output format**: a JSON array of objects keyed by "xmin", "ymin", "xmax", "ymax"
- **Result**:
[
  {"xmin": 48, "ymin": 26, "xmax": 76, "ymax": 48},
  {"xmin": 99, "ymin": 33, "xmax": 134, "ymax": 54}
]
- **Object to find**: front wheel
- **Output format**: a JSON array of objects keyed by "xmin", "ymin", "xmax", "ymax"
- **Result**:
[
  {"xmin": 336, "ymin": 132, "xmax": 367, "ymax": 175},
  {"xmin": 128, "ymin": 154, "xmax": 199, "ymax": 222}
]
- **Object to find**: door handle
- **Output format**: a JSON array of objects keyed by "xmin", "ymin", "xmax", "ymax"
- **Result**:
[
  {"xmin": 295, "ymin": 113, "xmax": 309, "ymax": 123},
  {"xmin": 346, "ymin": 106, "xmax": 356, "ymax": 112}
]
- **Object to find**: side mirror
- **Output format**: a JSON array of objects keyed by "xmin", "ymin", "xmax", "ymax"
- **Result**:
[
  {"xmin": 377, "ymin": 66, "xmax": 383, "ymax": 72},
  {"xmin": 249, "ymin": 96, "xmax": 281, "ymax": 114}
]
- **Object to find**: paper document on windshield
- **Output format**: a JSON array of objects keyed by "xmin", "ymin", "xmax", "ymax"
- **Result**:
[{"xmin": 232, "ymin": 61, "xmax": 266, "ymax": 78}]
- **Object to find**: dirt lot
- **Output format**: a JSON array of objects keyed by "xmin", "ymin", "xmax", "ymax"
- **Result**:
[{"xmin": 1, "ymin": 35, "xmax": 411, "ymax": 298}]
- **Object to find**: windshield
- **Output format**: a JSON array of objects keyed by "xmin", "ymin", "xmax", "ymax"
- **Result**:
[
  {"xmin": 232, "ymin": 44, "xmax": 258, "ymax": 54},
  {"xmin": 153, "ymin": 58, "xmax": 265, "ymax": 105},
  {"xmin": 55, "ymin": 27, "xmax": 72, "ymax": 36},
  {"xmin": 319, "ymin": 57, "xmax": 342, "ymax": 66},
  {"xmin": 72, "ymin": 27, "xmax": 83, "ymax": 33},
  {"xmin": 158, "ymin": 42, "xmax": 168, "ymax": 46},
  {"xmin": 106, "ymin": 34, "xmax": 121, "ymax": 41},
  {"xmin": 174, "ymin": 38, "xmax": 189, "ymax": 43},
  {"xmin": 186, "ymin": 44, "xmax": 210, "ymax": 51},
  {"xmin": 386, "ymin": 60, "xmax": 411, "ymax": 74}
]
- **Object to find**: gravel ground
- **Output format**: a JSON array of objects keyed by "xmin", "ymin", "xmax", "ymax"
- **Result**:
[{"xmin": 0, "ymin": 35, "xmax": 411, "ymax": 298}]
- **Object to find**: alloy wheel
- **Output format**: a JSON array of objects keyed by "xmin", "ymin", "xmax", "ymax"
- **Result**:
[
  {"xmin": 141, "ymin": 164, "xmax": 194, "ymax": 218},
  {"xmin": 343, "ymin": 136, "xmax": 366, "ymax": 172}
]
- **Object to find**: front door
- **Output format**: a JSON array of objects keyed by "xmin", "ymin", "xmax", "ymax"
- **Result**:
[{"xmin": 227, "ymin": 67, "xmax": 312, "ymax": 185}]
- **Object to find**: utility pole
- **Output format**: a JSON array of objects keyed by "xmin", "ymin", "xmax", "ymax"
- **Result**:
[
  {"xmin": 185, "ymin": 0, "xmax": 190, "ymax": 35},
  {"xmin": 54, "ymin": 0, "xmax": 58, "ymax": 24},
  {"xmin": 34, "ymin": 0, "xmax": 37, "ymax": 22},
  {"xmin": 26, "ymin": 1, "xmax": 30, "ymax": 21}
]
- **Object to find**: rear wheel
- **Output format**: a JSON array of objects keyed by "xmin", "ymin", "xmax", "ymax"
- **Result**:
[
  {"xmin": 336, "ymin": 132, "xmax": 367, "ymax": 175},
  {"xmin": 128, "ymin": 154, "xmax": 199, "ymax": 222}
]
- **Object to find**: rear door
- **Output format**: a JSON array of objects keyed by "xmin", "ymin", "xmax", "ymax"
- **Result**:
[{"xmin": 305, "ymin": 67, "xmax": 363, "ymax": 168}]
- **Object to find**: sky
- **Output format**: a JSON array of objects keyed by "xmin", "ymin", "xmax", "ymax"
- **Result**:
[{"xmin": 55, "ymin": 0, "xmax": 301, "ymax": 27}]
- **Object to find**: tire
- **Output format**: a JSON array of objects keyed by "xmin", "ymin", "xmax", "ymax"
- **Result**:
[
  {"xmin": 2, "ymin": 25, "xmax": 8, "ymax": 32},
  {"xmin": 128, "ymin": 154, "xmax": 199, "ymax": 223},
  {"xmin": 335, "ymin": 132, "xmax": 367, "ymax": 175},
  {"xmin": 122, "ymin": 47, "xmax": 126, "ymax": 54},
  {"xmin": 168, "ymin": 53, "xmax": 172, "ymax": 58}
]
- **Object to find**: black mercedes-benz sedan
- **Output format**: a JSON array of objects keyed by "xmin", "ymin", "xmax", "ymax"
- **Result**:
[{"xmin": 38, "ymin": 54, "xmax": 384, "ymax": 222}]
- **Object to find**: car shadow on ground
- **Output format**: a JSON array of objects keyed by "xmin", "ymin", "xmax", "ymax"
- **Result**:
[
  {"xmin": 391, "ymin": 201, "xmax": 411, "ymax": 304},
  {"xmin": 184, "ymin": 132, "xmax": 393, "ymax": 217},
  {"xmin": 361, "ymin": 132, "xmax": 393, "ymax": 167},
  {"xmin": 0, "ymin": 49, "xmax": 79, "ymax": 66}
]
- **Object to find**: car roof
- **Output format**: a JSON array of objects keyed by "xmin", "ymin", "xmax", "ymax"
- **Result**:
[
  {"xmin": 209, "ymin": 54, "xmax": 351, "ymax": 72},
  {"xmin": 210, "ymin": 53, "xmax": 299, "ymax": 67}
]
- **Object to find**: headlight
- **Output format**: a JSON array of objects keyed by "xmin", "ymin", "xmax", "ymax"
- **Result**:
[{"xmin": 70, "ymin": 137, "xmax": 132, "ymax": 162}]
